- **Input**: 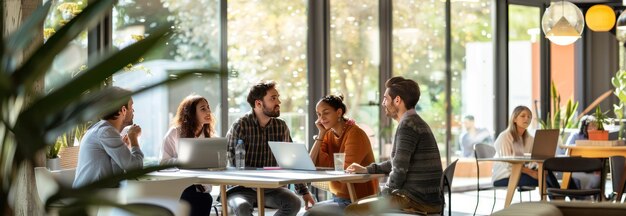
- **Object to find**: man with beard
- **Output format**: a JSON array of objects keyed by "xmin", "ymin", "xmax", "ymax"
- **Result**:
[
  {"xmin": 345, "ymin": 76, "xmax": 443, "ymax": 215},
  {"xmin": 73, "ymin": 87, "xmax": 144, "ymax": 188},
  {"xmin": 226, "ymin": 80, "xmax": 315, "ymax": 216}
]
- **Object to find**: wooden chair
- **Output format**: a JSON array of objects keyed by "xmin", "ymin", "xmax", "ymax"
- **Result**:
[{"xmin": 59, "ymin": 146, "xmax": 80, "ymax": 169}]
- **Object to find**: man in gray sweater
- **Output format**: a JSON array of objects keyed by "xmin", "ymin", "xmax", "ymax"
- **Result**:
[
  {"xmin": 73, "ymin": 87, "xmax": 144, "ymax": 188},
  {"xmin": 346, "ymin": 76, "xmax": 443, "ymax": 215}
]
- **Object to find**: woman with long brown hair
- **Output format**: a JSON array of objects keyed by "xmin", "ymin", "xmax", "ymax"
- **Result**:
[
  {"xmin": 160, "ymin": 94, "xmax": 216, "ymax": 216},
  {"xmin": 492, "ymin": 105, "xmax": 536, "ymax": 186}
]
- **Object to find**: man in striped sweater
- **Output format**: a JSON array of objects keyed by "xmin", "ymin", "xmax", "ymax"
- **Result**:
[{"xmin": 345, "ymin": 76, "xmax": 443, "ymax": 215}]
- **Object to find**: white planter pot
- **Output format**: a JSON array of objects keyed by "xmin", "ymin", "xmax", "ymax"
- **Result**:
[{"xmin": 47, "ymin": 158, "xmax": 60, "ymax": 171}]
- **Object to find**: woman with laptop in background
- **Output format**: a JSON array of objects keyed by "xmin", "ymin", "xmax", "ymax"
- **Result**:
[
  {"xmin": 492, "ymin": 105, "xmax": 539, "ymax": 187},
  {"xmin": 305, "ymin": 95, "xmax": 379, "ymax": 216},
  {"xmin": 160, "ymin": 94, "xmax": 215, "ymax": 216}
]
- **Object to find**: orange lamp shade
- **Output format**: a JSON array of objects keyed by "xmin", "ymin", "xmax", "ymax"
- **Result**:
[{"xmin": 585, "ymin": 4, "xmax": 616, "ymax": 32}]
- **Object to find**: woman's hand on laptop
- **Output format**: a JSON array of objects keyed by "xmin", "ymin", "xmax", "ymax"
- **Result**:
[{"xmin": 345, "ymin": 163, "xmax": 367, "ymax": 174}]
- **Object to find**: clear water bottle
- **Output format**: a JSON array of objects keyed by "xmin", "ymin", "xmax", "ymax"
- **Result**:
[{"xmin": 235, "ymin": 139, "xmax": 246, "ymax": 170}]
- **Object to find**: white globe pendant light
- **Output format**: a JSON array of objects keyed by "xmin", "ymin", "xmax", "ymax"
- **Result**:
[{"xmin": 541, "ymin": 1, "xmax": 585, "ymax": 46}]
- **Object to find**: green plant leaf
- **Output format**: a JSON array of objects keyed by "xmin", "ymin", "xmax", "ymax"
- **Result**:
[
  {"xmin": 10, "ymin": 0, "xmax": 115, "ymax": 91},
  {"xmin": 24, "ymin": 25, "xmax": 171, "ymax": 122}
]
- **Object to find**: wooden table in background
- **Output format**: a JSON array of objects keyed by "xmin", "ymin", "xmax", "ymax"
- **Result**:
[
  {"xmin": 477, "ymin": 157, "xmax": 545, "ymax": 208},
  {"xmin": 561, "ymin": 145, "xmax": 626, "ymax": 200}
]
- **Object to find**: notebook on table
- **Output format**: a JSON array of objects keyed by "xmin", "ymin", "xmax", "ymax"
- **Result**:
[{"xmin": 178, "ymin": 138, "xmax": 228, "ymax": 169}]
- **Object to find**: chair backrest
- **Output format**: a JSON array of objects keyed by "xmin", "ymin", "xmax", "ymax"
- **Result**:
[
  {"xmin": 35, "ymin": 167, "xmax": 82, "ymax": 211},
  {"xmin": 440, "ymin": 159, "xmax": 458, "ymax": 215},
  {"xmin": 474, "ymin": 143, "xmax": 496, "ymax": 159},
  {"xmin": 610, "ymin": 156, "xmax": 625, "ymax": 194},
  {"xmin": 543, "ymin": 157, "xmax": 603, "ymax": 173},
  {"xmin": 50, "ymin": 168, "xmax": 76, "ymax": 188},
  {"xmin": 442, "ymin": 159, "xmax": 459, "ymax": 190},
  {"xmin": 542, "ymin": 157, "xmax": 606, "ymax": 201}
]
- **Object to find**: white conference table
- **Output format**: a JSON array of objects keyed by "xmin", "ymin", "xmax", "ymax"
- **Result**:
[
  {"xmin": 145, "ymin": 168, "xmax": 383, "ymax": 216},
  {"xmin": 477, "ymin": 157, "xmax": 545, "ymax": 208}
]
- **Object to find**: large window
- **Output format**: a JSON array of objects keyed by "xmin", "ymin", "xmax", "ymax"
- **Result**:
[
  {"xmin": 112, "ymin": 0, "xmax": 222, "ymax": 164},
  {"xmin": 329, "ymin": 0, "xmax": 380, "ymax": 158},
  {"xmin": 43, "ymin": 0, "xmax": 570, "ymax": 170},
  {"xmin": 227, "ymin": 0, "xmax": 309, "ymax": 144},
  {"xmin": 44, "ymin": 0, "xmax": 88, "ymax": 92},
  {"xmin": 392, "ymin": 0, "xmax": 446, "ymax": 158},
  {"xmin": 451, "ymin": 0, "xmax": 494, "ymax": 159},
  {"xmin": 508, "ymin": 5, "xmax": 541, "ymax": 131}
]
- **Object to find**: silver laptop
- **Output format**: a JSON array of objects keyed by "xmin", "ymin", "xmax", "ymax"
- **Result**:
[
  {"xmin": 178, "ymin": 138, "xmax": 228, "ymax": 169},
  {"xmin": 528, "ymin": 129, "xmax": 560, "ymax": 159},
  {"xmin": 268, "ymin": 141, "xmax": 317, "ymax": 171}
]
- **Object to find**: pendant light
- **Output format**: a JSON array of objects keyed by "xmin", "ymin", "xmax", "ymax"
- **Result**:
[
  {"xmin": 585, "ymin": 4, "xmax": 615, "ymax": 32},
  {"xmin": 617, "ymin": 9, "xmax": 626, "ymax": 42},
  {"xmin": 541, "ymin": 1, "xmax": 585, "ymax": 46}
]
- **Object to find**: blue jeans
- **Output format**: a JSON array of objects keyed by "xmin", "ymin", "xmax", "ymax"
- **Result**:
[
  {"xmin": 493, "ymin": 172, "xmax": 561, "ymax": 188},
  {"xmin": 303, "ymin": 196, "xmax": 351, "ymax": 216},
  {"xmin": 493, "ymin": 173, "xmax": 538, "ymax": 187}
]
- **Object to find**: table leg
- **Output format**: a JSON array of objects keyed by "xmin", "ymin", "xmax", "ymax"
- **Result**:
[
  {"xmin": 561, "ymin": 172, "xmax": 571, "ymax": 189},
  {"xmin": 220, "ymin": 185, "xmax": 228, "ymax": 216},
  {"xmin": 257, "ymin": 188, "xmax": 265, "ymax": 216},
  {"xmin": 618, "ymin": 166, "xmax": 626, "ymax": 201},
  {"xmin": 538, "ymin": 163, "xmax": 545, "ymax": 200},
  {"xmin": 347, "ymin": 183, "xmax": 357, "ymax": 202},
  {"xmin": 505, "ymin": 164, "xmax": 523, "ymax": 207}
]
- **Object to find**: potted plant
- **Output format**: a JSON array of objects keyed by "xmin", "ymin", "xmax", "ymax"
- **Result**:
[
  {"xmin": 588, "ymin": 106, "xmax": 610, "ymax": 140},
  {"xmin": 536, "ymin": 81, "xmax": 579, "ymax": 144},
  {"xmin": 46, "ymin": 133, "xmax": 67, "ymax": 170}
]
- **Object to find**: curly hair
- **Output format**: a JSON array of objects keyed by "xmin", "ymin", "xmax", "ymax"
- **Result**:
[
  {"xmin": 318, "ymin": 94, "xmax": 348, "ymax": 121},
  {"xmin": 172, "ymin": 94, "xmax": 216, "ymax": 138}
]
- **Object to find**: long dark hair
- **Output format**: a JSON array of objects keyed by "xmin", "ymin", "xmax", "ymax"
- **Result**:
[{"xmin": 172, "ymin": 94, "xmax": 216, "ymax": 138}]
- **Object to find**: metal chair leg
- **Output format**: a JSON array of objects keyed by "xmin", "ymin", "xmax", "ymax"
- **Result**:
[{"xmin": 491, "ymin": 189, "xmax": 496, "ymax": 214}]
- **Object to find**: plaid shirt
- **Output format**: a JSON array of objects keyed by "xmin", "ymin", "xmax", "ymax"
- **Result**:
[{"xmin": 226, "ymin": 111, "xmax": 309, "ymax": 195}]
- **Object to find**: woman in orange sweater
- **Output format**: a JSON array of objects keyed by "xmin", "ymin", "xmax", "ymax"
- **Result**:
[{"xmin": 305, "ymin": 95, "xmax": 378, "ymax": 215}]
